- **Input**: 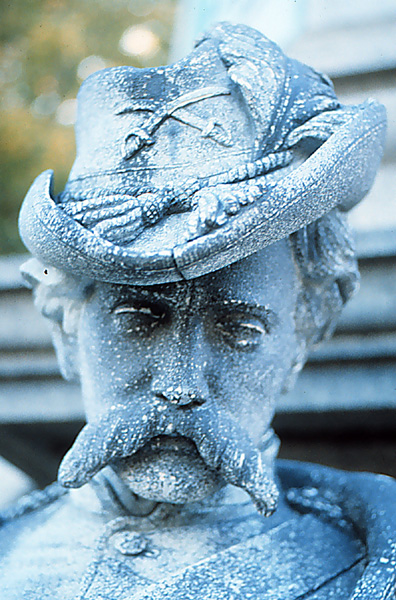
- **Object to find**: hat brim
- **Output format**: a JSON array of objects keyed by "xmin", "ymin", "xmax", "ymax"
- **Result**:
[{"xmin": 19, "ymin": 100, "xmax": 386, "ymax": 285}]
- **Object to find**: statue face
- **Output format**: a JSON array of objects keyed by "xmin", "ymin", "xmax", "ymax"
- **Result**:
[{"xmin": 61, "ymin": 239, "xmax": 299, "ymax": 508}]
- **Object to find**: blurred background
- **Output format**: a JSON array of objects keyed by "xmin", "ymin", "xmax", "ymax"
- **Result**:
[
  {"xmin": 0, "ymin": 0, "xmax": 395, "ymax": 506},
  {"xmin": 0, "ymin": 0, "xmax": 176, "ymax": 255}
]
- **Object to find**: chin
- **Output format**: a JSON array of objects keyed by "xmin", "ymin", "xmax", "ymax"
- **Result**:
[{"xmin": 112, "ymin": 435, "xmax": 223, "ymax": 504}]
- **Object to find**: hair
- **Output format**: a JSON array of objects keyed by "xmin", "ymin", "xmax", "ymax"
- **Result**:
[
  {"xmin": 289, "ymin": 208, "xmax": 359, "ymax": 379},
  {"xmin": 21, "ymin": 258, "xmax": 94, "ymax": 381},
  {"xmin": 21, "ymin": 208, "xmax": 359, "ymax": 382}
]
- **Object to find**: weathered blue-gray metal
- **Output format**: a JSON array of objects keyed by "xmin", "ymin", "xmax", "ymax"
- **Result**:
[{"xmin": 1, "ymin": 22, "xmax": 394, "ymax": 600}]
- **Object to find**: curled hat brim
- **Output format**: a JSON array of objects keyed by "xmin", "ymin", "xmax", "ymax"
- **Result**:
[{"xmin": 19, "ymin": 100, "xmax": 386, "ymax": 285}]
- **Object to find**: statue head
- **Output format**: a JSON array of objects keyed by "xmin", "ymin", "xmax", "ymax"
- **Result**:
[{"xmin": 18, "ymin": 23, "xmax": 385, "ymax": 515}]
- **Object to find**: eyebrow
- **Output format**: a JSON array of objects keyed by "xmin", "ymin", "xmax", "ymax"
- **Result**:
[
  {"xmin": 110, "ymin": 287, "xmax": 180, "ymax": 310},
  {"xmin": 212, "ymin": 299, "xmax": 277, "ymax": 322},
  {"xmin": 110, "ymin": 289, "xmax": 277, "ymax": 323}
]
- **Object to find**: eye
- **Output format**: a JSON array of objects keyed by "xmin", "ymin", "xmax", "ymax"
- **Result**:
[
  {"xmin": 215, "ymin": 312, "xmax": 268, "ymax": 350},
  {"xmin": 112, "ymin": 301, "xmax": 167, "ymax": 334}
]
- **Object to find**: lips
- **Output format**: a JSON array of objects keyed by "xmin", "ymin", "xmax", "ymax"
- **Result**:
[{"xmin": 127, "ymin": 434, "xmax": 205, "ymax": 457}]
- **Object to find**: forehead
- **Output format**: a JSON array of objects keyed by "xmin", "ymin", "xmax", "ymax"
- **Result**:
[
  {"xmin": 202, "ymin": 238, "xmax": 297, "ymax": 302},
  {"xmin": 98, "ymin": 238, "xmax": 297, "ymax": 308}
]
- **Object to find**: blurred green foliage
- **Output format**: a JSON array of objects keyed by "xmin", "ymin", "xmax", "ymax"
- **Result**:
[{"xmin": 0, "ymin": 0, "xmax": 176, "ymax": 254}]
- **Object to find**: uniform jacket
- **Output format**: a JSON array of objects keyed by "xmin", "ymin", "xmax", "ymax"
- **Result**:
[{"xmin": 0, "ymin": 460, "xmax": 395, "ymax": 600}]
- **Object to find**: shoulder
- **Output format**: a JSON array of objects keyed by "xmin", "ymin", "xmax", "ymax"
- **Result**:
[{"xmin": 277, "ymin": 460, "xmax": 396, "ymax": 599}]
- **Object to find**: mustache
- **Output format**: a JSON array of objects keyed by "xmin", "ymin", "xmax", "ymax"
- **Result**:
[{"xmin": 58, "ymin": 400, "xmax": 279, "ymax": 517}]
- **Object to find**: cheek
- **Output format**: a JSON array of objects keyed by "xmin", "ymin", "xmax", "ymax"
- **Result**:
[
  {"xmin": 77, "ymin": 306, "xmax": 154, "ymax": 417},
  {"xmin": 209, "ymin": 328, "xmax": 298, "ymax": 440},
  {"xmin": 212, "ymin": 354, "xmax": 276, "ymax": 433}
]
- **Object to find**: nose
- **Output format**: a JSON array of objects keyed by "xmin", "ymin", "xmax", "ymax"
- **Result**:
[
  {"xmin": 151, "ymin": 320, "xmax": 209, "ymax": 408},
  {"xmin": 153, "ymin": 384, "xmax": 206, "ymax": 407}
]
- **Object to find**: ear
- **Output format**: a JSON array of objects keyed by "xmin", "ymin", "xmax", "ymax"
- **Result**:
[
  {"xmin": 21, "ymin": 258, "xmax": 91, "ymax": 381},
  {"xmin": 280, "ymin": 277, "xmax": 340, "ymax": 397}
]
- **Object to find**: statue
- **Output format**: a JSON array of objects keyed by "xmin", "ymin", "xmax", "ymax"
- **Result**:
[{"xmin": 1, "ymin": 22, "xmax": 395, "ymax": 599}]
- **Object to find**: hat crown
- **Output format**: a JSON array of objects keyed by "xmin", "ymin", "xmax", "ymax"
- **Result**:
[
  {"xmin": 67, "ymin": 39, "xmax": 261, "ymax": 192},
  {"xmin": 19, "ymin": 23, "xmax": 386, "ymax": 285}
]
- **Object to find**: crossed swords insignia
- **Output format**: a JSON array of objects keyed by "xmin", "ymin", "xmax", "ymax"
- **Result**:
[{"xmin": 119, "ymin": 86, "xmax": 233, "ymax": 160}]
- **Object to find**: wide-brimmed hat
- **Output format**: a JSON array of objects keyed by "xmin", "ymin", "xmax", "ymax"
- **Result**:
[{"xmin": 19, "ymin": 23, "xmax": 386, "ymax": 285}]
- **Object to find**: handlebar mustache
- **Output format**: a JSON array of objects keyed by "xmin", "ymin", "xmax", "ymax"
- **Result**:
[{"xmin": 58, "ymin": 399, "xmax": 278, "ymax": 517}]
